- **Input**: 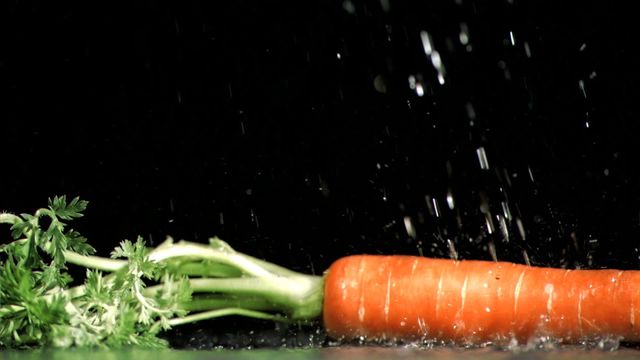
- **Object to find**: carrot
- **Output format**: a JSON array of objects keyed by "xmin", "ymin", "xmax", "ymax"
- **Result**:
[
  {"xmin": 323, "ymin": 255, "xmax": 640, "ymax": 344},
  {"xmin": 3, "ymin": 197, "xmax": 637, "ymax": 347}
]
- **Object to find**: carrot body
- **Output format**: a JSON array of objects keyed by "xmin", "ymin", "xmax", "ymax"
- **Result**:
[{"xmin": 322, "ymin": 255, "xmax": 640, "ymax": 344}]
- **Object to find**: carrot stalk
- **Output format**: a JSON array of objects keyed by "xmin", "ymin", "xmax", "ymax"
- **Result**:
[{"xmin": 3, "ymin": 202, "xmax": 639, "ymax": 347}]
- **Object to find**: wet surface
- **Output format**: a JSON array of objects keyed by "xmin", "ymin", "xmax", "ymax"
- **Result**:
[{"xmin": 4, "ymin": 347, "xmax": 640, "ymax": 360}]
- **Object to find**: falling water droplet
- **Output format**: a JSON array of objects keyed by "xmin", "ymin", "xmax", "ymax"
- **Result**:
[
  {"xmin": 498, "ymin": 214, "xmax": 509, "ymax": 242},
  {"xmin": 343, "ymin": 0, "xmax": 356, "ymax": 14},
  {"xmin": 466, "ymin": 102, "xmax": 476, "ymax": 125},
  {"xmin": 420, "ymin": 30, "xmax": 446, "ymax": 84},
  {"xmin": 509, "ymin": 31, "xmax": 515, "ymax": 46},
  {"xmin": 579, "ymin": 80, "xmax": 587, "ymax": 98},
  {"xmin": 447, "ymin": 239, "xmax": 458, "ymax": 260},
  {"xmin": 420, "ymin": 31, "xmax": 433, "ymax": 55},
  {"xmin": 432, "ymin": 197, "xmax": 441, "ymax": 217},
  {"xmin": 380, "ymin": 0, "xmax": 391, "ymax": 12},
  {"xmin": 446, "ymin": 190, "xmax": 455, "ymax": 210},
  {"xmin": 459, "ymin": 23, "xmax": 469, "ymax": 45},
  {"xmin": 404, "ymin": 216, "xmax": 416, "ymax": 239},
  {"xmin": 477, "ymin": 147, "xmax": 490, "ymax": 170},
  {"xmin": 523, "ymin": 250, "xmax": 531, "ymax": 266},
  {"xmin": 485, "ymin": 214, "xmax": 495, "ymax": 234},
  {"xmin": 501, "ymin": 201, "xmax": 512, "ymax": 220},
  {"xmin": 516, "ymin": 218, "xmax": 526, "ymax": 240},
  {"xmin": 524, "ymin": 42, "xmax": 532, "ymax": 58},
  {"xmin": 488, "ymin": 242, "xmax": 497, "ymax": 261}
]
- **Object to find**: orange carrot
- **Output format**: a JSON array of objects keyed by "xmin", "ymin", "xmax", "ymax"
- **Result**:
[
  {"xmin": 11, "ymin": 197, "xmax": 640, "ymax": 348},
  {"xmin": 323, "ymin": 255, "xmax": 640, "ymax": 344}
]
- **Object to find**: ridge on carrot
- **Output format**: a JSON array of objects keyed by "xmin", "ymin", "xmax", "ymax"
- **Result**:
[{"xmin": 1, "ymin": 196, "xmax": 638, "ymax": 348}]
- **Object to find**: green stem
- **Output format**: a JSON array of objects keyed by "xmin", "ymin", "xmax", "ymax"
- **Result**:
[
  {"xmin": 182, "ymin": 295, "xmax": 279, "ymax": 312},
  {"xmin": 0, "ymin": 213, "xmax": 20, "ymax": 225},
  {"xmin": 165, "ymin": 308, "xmax": 288, "ymax": 327},
  {"xmin": 63, "ymin": 251, "xmax": 126, "ymax": 272}
]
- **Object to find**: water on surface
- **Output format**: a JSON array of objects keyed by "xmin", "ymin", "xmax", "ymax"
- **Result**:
[{"xmin": 3, "ymin": 347, "xmax": 640, "ymax": 360}]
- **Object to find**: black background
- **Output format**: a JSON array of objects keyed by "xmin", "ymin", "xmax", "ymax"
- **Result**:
[
  {"xmin": 3, "ymin": 0, "xmax": 640, "ymax": 277},
  {"xmin": 4, "ymin": 0, "xmax": 640, "ymax": 348}
]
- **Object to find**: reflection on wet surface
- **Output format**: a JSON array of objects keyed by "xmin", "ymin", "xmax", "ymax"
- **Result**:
[{"xmin": 4, "ymin": 346, "xmax": 640, "ymax": 360}]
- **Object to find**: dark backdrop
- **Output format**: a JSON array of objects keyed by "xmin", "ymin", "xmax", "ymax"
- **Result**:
[{"xmin": 2, "ymin": 1, "xmax": 640, "ymax": 277}]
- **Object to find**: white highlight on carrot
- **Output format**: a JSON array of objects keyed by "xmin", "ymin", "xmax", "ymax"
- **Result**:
[
  {"xmin": 384, "ymin": 270, "xmax": 392, "ymax": 324},
  {"xmin": 358, "ymin": 295, "xmax": 366, "ymax": 323},
  {"xmin": 545, "ymin": 283, "xmax": 554, "ymax": 317},
  {"xmin": 513, "ymin": 270, "xmax": 525, "ymax": 315},
  {"xmin": 578, "ymin": 291, "xmax": 584, "ymax": 335},
  {"xmin": 435, "ymin": 273, "xmax": 444, "ymax": 320},
  {"xmin": 461, "ymin": 275, "xmax": 469, "ymax": 315},
  {"xmin": 411, "ymin": 258, "xmax": 419, "ymax": 276},
  {"xmin": 417, "ymin": 317, "xmax": 428, "ymax": 336},
  {"xmin": 357, "ymin": 258, "xmax": 366, "ymax": 323},
  {"xmin": 631, "ymin": 298, "xmax": 636, "ymax": 328}
]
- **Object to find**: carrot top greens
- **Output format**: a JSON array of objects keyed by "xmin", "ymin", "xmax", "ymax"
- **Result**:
[{"xmin": 0, "ymin": 196, "xmax": 323, "ymax": 349}]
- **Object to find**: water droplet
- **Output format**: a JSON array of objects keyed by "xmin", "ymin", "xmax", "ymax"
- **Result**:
[
  {"xmin": 522, "ymin": 249, "xmax": 531, "ymax": 266},
  {"xmin": 374, "ymin": 74, "xmax": 388, "ymax": 93},
  {"xmin": 431, "ymin": 51, "xmax": 443, "ymax": 70},
  {"xmin": 446, "ymin": 190, "xmax": 455, "ymax": 210},
  {"xmin": 509, "ymin": 31, "xmax": 515, "ymax": 46},
  {"xmin": 432, "ymin": 197, "xmax": 441, "ymax": 217},
  {"xmin": 476, "ymin": 147, "xmax": 490, "ymax": 170},
  {"xmin": 459, "ymin": 23, "xmax": 469, "ymax": 45},
  {"xmin": 404, "ymin": 216, "xmax": 416, "ymax": 239},
  {"xmin": 501, "ymin": 201, "xmax": 512, "ymax": 220},
  {"xmin": 447, "ymin": 239, "xmax": 458, "ymax": 260},
  {"xmin": 516, "ymin": 218, "xmax": 526, "ymax": 240},
  {"xmin": 485, "ymin": 214, "xmax": 495, "ymax": 234},
  {"xmin": 420, "ymin": 31, "xmax": 433, "ymax": 55},
  {"xmin": 488, "ymin": 242, "xmax": 497, "ymax": 261},
  {"xmin": 524, "ymin": 42, "xmax": 532, "ymax": 58},
  {"xmin": 343, "ymin": 0, "xmax": 356, "ymax": 14},
  {"xmin": 579, "ymin": 80, "xmax": 587, "ymax": 98},
  {"xmin": 380, "ymin": 0, "xmax": 391, "ymax": 12},
  {"xmin": 466, "ymin": 102, "xmax": 476, "ymax": 120}
]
